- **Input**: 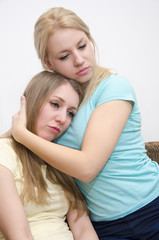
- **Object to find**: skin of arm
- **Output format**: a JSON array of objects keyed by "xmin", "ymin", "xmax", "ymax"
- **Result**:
[
  {"xmin": 11, "ymin": 96, "xmax": 132, "ymax": 183},
  {"xmin": 0, "ymin": 164, "xmax": 34, "ymax": 240},
  {"xmin": 67, "ymin": 209, "xmax": 99, "ymax": 240}
]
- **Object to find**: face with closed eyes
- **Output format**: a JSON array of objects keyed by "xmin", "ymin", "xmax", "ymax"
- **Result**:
[
  {"xmin": 45, "ymin": 28, "xmax": 96, "ymax": 84},
  {"xmin": 35, "ymin": 82, "xmax": 79, "ymax": 141}
]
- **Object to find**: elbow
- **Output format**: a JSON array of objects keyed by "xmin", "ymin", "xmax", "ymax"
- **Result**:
[
  {"xmin": 77, "ymin": 154, "xmax": 101, "ymax": 183},
  {"xmin": 83, "ymin": 176, "xmax": 94, "ymax": 183},
  {"xmin": 80, "ymin": 168, "xmax": 97, "ymax": 183}
]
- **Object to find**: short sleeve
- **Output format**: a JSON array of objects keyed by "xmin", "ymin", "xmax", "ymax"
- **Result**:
[
  {"xmin": 0, "ymin": 138, "xmax": 17, "ymax": 173},
  {"xmin": 92, "ymin": 75, "xmax": 137, "ymax": 108}
]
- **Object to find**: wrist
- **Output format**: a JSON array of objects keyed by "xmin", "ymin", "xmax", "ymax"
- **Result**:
[{"xmin": 12, "ymin": 127, "xmax": 28, "ymax": 143}]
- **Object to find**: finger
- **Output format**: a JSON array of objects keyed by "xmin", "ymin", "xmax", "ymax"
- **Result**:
[
  {"xmin": 12, "ymin": 112, "xmax": 19, "ymax": 120},
  {"xmin": 20, "ymin": 95, "xmax": 26, "ymax": 113}
]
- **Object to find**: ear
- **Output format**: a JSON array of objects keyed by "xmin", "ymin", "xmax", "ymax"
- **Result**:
[{"xmin": 44, "ymin": 57, "xmax": 53, "ymax": 70}]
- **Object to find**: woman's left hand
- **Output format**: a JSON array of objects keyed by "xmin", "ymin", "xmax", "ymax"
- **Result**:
[{"xmin": 11, "ymin": 95, "xmax": 27, "ymax": 142}]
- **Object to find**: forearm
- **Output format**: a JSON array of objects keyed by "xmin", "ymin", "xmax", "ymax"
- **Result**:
[
  {"xmin": 12, "ymin": 99, "xmax": 130, "ymax": 182},
  {"xmin": 67, "ymin": 211, "xmax": 99, "ymax": 240},
  {"xmin": 14, "ymin": 128, "xmax": 95, "ymax": 182},
  {"xmin": 73, "ymin": 228, "xmax": 99, "ymax": 240}
]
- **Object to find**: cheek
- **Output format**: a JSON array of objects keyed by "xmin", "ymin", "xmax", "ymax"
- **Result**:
[
  {"xmin": 88, "ymin": 46, "xmax": 95, "ymax": 61},
  {"xmin": 54, "ymin": 65, "xmax": 73, "ymax": 81},
  {"xmin": 63, "ymin": 119, "xmax": 72, "ymax": 132},
  {"xmin": 54, "ymin": 62, "xmax": 71, "ymax": 74},
  {"xmin": 36, "ymin": 108, "xmax": 50, "ymax": 128},
  {"xmin": 35, "ymin": 117, "xmax": 44, "ymax": 135}
]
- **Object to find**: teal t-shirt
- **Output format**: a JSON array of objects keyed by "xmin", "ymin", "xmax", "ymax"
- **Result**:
[{"xmin": 55, "ymin": 75, "xmax": 159, "ymax": 221}]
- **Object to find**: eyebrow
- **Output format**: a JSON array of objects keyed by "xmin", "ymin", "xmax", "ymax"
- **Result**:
[{"xmin": 57, "ymin": 38, "xmax": 85, "ymax": 54}]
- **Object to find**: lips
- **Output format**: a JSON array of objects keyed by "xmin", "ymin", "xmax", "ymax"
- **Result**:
[
  {"xmin": 77, "ymin": 67, "xmax": 89, "ymax": 75},
  {"xmin": 49, "ymin": 126, "xmax": 60, "ymax": 134}
]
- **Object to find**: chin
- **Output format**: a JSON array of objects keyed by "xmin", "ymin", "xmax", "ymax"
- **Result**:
[
  {"xmin": 39, "ymin": 135, "xmax": 54, "ymax": 141},
  {"xmin": 46, "ymin": 137, "xmax": 55, "ymax": 141}
]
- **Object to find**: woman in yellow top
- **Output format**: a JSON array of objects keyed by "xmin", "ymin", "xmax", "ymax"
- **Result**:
[{"xmin": 0, "ymin": 71, "xmax": 98, "ymax": 240}]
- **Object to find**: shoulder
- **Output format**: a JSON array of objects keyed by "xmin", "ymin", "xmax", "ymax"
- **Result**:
[
  {"xmin": 92, "ymin": 75, "xmax": 137, "ymax": 106},
  {"xmin": 94, "ymin": 74, "xmax": 135, "ymax": 98},
  {"xmin": 0, "ymin": 138, "xmax": 19, "ymax": 173},
  {"xmin": 0, "ymin": 137, "xmax": 13, "ymax": 150},
  {"xmin": 100, "ymin": 75, "xmax": 133, "ymax": 90}
]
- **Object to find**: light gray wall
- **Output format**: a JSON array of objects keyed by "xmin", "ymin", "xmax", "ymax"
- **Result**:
[{"xmin": 0, "ymin": 0, "xmax": 159, "ymax": 141}]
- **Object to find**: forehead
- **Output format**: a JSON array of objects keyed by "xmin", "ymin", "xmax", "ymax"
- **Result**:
[
  {"xmin": 48, "ymin": 82, "xmax": 79, "ymax": 104},
  {"xmin": 47, "ymin": 28, "xmax": 88, "ymax": 53}
]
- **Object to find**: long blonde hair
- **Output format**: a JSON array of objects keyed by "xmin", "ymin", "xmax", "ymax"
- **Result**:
[
  {"xmin": 11, "ymin": 71, "xmax": 87, "ymax": 214},
  {"xmin": 34, "ymin": 7, "xmax": 113, "ymax": 104}
]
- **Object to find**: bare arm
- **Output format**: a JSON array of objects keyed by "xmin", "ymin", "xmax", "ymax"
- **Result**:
[
  {"xmin": 0, "ymin": 164, "xmax": 34, "ymax": 240},
  {"xmin": 67, "ymin": 209, "xmax": 99, "ymax": 240},
  {"xmin": 12, "ymin": 96, "xmax": 132, "ymax": 182}
]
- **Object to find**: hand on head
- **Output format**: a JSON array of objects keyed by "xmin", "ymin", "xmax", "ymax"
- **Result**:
[
  {"xmin": 11, "ymin": 95, "xmax": 27, "ymax": 142},
  {"xmin": 0, "ymin": 96, "xmax": 26, "ymax": 139}
]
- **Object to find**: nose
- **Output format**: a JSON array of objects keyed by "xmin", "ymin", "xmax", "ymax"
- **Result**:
[
  {"xmin": 55, "ymin": 109, "xmax": 67, "ymax": 124},
  {"xmin": 74, "ymin": 51, "xmax": 84, "ymax": 66}
]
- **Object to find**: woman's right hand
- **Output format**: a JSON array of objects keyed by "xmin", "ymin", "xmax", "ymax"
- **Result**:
[{"xmin": 11, "ymin": 95, "xmax": 27, "ymax": 142}]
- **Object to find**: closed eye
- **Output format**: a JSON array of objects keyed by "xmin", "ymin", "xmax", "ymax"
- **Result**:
[
  {"xmin": 79, "ymin": 43, "xmax": 87, "ymax": 49},
  {"xmin": 59, "ymin": 54, "xmax": 69, "ymax": 61},
  {"xmin": 50, "ymin": 102, "xmax": 59, "ymax": 108}
]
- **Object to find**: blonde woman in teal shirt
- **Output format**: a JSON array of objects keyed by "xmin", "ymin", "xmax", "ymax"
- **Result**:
[{"xmin": 6, "ymin": 7, "xmax": 159, "ymax": 240}]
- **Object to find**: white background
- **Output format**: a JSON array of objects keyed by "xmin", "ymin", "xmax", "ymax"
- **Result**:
[{"xmin": 0, "ymin": 0, "xmax": 159, "ymax": 141}]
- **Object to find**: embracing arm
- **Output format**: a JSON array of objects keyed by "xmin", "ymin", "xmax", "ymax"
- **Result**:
[
  {"xmin": 67, "ymin": 209, "xmax": 99, "ymax": 240},
  {"xmin": 12, "ymin": 96, "xmax": 132, "ymax": 182},
  {"xmin": 0, "ymin": 164, "xmax": 34, "ymax": 240}
]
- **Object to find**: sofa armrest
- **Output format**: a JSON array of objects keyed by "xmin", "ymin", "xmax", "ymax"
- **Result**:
[{"xmin": 145, "ymin": 141, "xmax": 159, "ymax": 164}]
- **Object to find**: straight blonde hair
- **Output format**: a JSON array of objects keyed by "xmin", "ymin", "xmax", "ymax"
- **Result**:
[
  {"xmin": 34, "ymin": 7, "xmax": 113, "ymax": 105},
  {"xmin": 11, "ymin": 71, "xmax": 88, "ymax": 215}
]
